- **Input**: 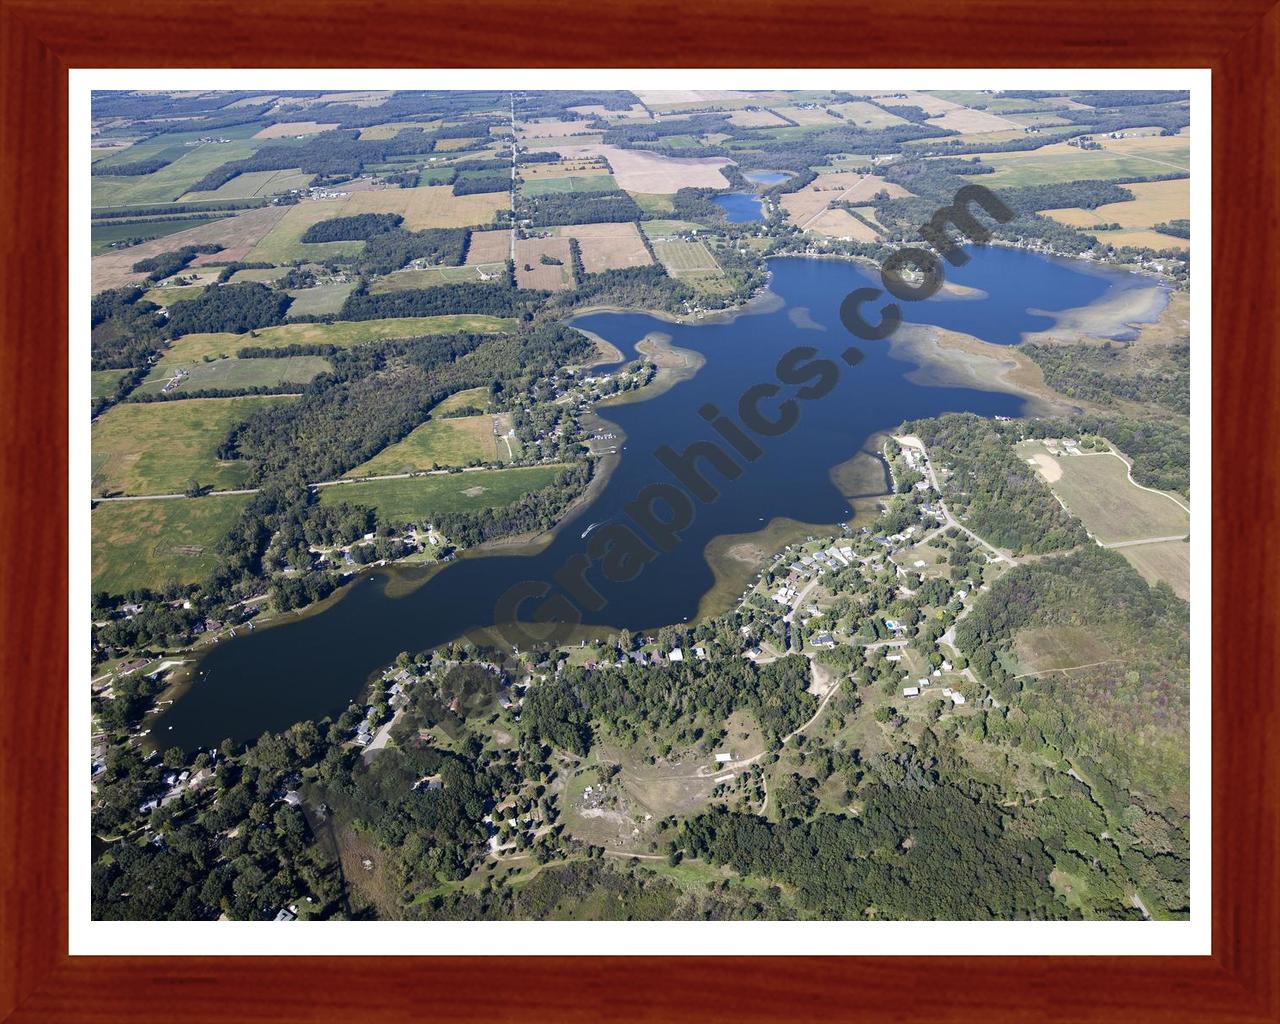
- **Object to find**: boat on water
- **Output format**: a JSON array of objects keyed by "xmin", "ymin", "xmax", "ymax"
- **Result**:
[{"xmin": 581, "ymin": 521, "xmax": 603, "ymax": 539}]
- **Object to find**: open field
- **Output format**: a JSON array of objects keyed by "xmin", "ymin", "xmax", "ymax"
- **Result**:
[
  {"xmin": 521, "ymin": 175, "xmax": 619, "ymax": 196},
  {"xmin": 465, "ymin": 229, "xmax": 512, "ymax": 265},
  {"xmin": 246, "ymin": 188, "xmax": 507, "ymax": 263},
  {"xmin": 91, "ymin": 215, "xmax": 234, "ymax": 256},
  {"xmin": 567, "ymin": 102, "xmax": 650, "ymax": 121},
  {"xmin": 514, "ymin": 237, "xmax": 574, "ymax": 290},
  {"xmin": 1097, "ymin": 131, "xmax": 1190, "ymax": 169},
  {"xmin": 779, "ymin": 173, "xmax": 911, "ymax": 227},
  {"xmin": 370, "ymin": 265, "xmax": 504, "ymax": 291},
  {"xmin": 252, "ymin": 121, "xmax": 338, "ymax": 139},
  {"xmin": 357, "ymin": 120, "xmax": 439, "ymax": 140},
  {"xmin": 1117, "ymin": 539, "xmax": 1191, "ymax": 600},
  {"xmin": 639, "ymin": 220, "xmax": 700, "ymax": 239},
  {"xmin": 516, "ymin": 118, "xmax": 608, "ymax": 140},
  {"xmin": 554, "ymin": 222, "xmax": 653, "ymax": 272},
  {"xmin": 519, "ymin": 159, "xmax": 608, "ymax": 179},
  {"xmin": 91, "ymin": 369, "xmax": 130, "ymax": 399},
  {"xmin": 1014, "ymin": 625, "xmax": 1117, "ymax": 674},
  {"xmin": 143, "ymin": 284, "xmax": 207, "ymax": 306},
  {"xmin": 926, "ymin": 107, "xmax": 1017, "ymax": 134},
  {"xmin": 1042, "ymin": 178, "xmax": 1190, "ymax": 250},
  {"xmin": 347, "ymin": 414, "xmax": 500, "ymax": 474},
  {"xmin": 91, "ymin": 205, "xmax": 290, "ymax": 292},
  {"xmin": 91, "ymin": 493, "xmax": 251, "ymax": 595},
  {"xmin": 137, "ymin": 355, "xmax": 331, "ymax": 395},
  {"xmin": 772, "ymin": 105, "xmax": 841, "ymax": 126},
  {"xmin": 179, "ymin": 167, "xmax": 314, "ymax": 201},
  {"xmin": 803, "ymin": 208, "xmax": 880, "ymax": 241},
  {"xmin": 91, "ymin": 395, "xmax": 295, "ymax": 496},
  {"xmin": 1043, "ymin": 178, "xmax": 1189, "ymax": 228},
  {"xmin": 551, "ymin": 143, "xmax": 731, "ymax": 192},
  {"xmin": 160, "ymin": 315, "xmax": 516, "ymax": 362},
  {"xmin": 727, "ymin": 109, "xmax": 790, "ymax": 128},
  {"xmin": 652, "ymin": 239, "xmax": 721, "ymax": 278},
  {"xmin": 91, "ymin": 138, "xmax": 264, "ymax": 208},
  {"xmin": 1017, "ymin": 441, "xmax": 1190, "ymax": 545},
  {"xmin": 968, "ymin": 140, "xmax": 1193, "ymax": 187},
  {"xmin": 318, "ymin": 464, "xmax": 567, "ymax": 522},
  {"xmin": 828, "ymin": 100, "xmax": 909, "ymax": 129},
  {"xmin": 284, "ymin": 281, "xmax": 356, "ymax": 316}
]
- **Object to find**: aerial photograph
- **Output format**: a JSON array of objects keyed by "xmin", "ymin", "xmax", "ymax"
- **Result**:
[{"xmin": 88, "ymin": 86, "xmax": 1192, "ymax": 923}]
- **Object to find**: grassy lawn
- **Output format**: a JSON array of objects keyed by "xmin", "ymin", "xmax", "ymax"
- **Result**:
[
  {"xmin": 347, "ymin": 414, "xmax": 499, "ymax": 474},
  {"xmin": 136, "ymin": 355, "xmax": 331, "ymax": 395},
  {"xmin": 317, "ymin": 464, "xmax": 567, "ymax": 523},
  {"xmin": 1116, "ymin": 539, "xmax": 1191, "ymax": 600},
  {"xmin": 92, "ymin": 493, "xmax": 250, "ymax": 595},
  {"xmin": 143, "ymin": 284, "xmax": 207, "ymax": 306},
  {"xmin": 628, "ymin": 192, "xmax": 675, "ymax": 215},
  {"xmin": 160, "ymin": 315, "xmax": 516, "ymax": 362},
  {"xmin": 91, "ymin": 395, "xmax": 295, "ymax": 496}
]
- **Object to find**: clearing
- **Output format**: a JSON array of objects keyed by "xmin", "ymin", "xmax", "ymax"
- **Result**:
[
  {"xmin": 136, "ymin": 355, "xmax": 331, "ymax": 396},
  {"xmin": 91, "ymin": 395, "xmax": 295, "ymax": 496},
  {"xmin": 159, "ymin": 315, "xmax": 513, "ymax": 362},
  {"xmin": 317, "ymin": 464, "xmax": 567, "ymax": 523},
  {"xmin": 92, "ymin": 493, "xmax": 251, "ymax": 595},
  {"xmin": 347, "ymin": 414, "xmax": 501, "ymax": 474},
  {"xmin": 1018, "ymin": 439, "xmax": 1190, "ymax": 546}
]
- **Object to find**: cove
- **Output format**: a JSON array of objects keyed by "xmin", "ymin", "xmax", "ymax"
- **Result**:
[
  {"xmin": 713, "ymin": 192, "xmax": 765, "ymax": 223},
  {"xmin": 152, "ymin": 249, "xmax": 1159, "ymax": 751}
]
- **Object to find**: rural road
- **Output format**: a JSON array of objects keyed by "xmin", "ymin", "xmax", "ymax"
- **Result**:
[{"xmin": 1101, "ymin": 534, "xmax": 1189, "ymax": 549}]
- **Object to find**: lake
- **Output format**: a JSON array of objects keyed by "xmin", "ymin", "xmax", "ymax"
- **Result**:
[
  {"xmin": 744, "ymin": 171, "xmax": 791, "ymax": 185},
  {"xmin": 151, "ymin": 248, "xmax": 1159, "ymax": 750},
  {"xmin": 713, "ymin": 192, "xmax": 764, "ymax": 223}
]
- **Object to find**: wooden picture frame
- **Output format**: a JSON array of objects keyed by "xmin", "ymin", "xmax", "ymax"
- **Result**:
[{"xmin": 2, "ymin": 1, "xmax": 1275, "ymax": 1019}]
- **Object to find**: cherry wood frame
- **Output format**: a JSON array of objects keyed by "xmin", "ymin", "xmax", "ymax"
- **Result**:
[{"xmin": 2, "ymin": 1, "xmax": 1276, "ymax": 1020}]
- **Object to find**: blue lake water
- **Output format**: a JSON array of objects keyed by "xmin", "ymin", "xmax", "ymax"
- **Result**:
[
  {"xmin": 745, "ymin": 171, "xmax": 790, "ymax": 185},
  {"xmin": 713, "ymin": 193, "xmax": 765, "ymax": 223},
  {"xmin": 152, "ymin": 248, "xmax": 1160, "ymax": 750}
]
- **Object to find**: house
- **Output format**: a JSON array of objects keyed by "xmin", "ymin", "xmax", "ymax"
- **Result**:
[
  {"xmin": 812, "ymin": 633, "xmax": 836, "ymax": 648},
  {"xmin": 669, "ymin": 648, "xmax": 684, "ymax": 662},
  {"xmin": 272, "ymin": 907, "xmax": 297, "ymax": 922},
  {"xmin": 902, "ymin": 686, "xmax": 920, "ymax": 698},
  {"xmin": 693, "ymin": 646, "xmax": 708, "ymax": 660},
  {"xmin": 714, "ymin": 752, "xmax": 734, "ymax": 764},
  {"xmin": 950, "ymin": 692, "xmax": 966, "ymax": 705}
]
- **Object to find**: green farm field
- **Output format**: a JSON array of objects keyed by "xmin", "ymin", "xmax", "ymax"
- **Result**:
[
  {"xmin": 91, "ymin": 138, "xmax": 265, "ymax": 208},
  {"xmin": 520, "ymin": 175, "xmax": 619, "ymax": 196},
  {"xmin": 91, "ymin": 395, "xmax": 295, "ymax": 496},
  {"xmin": 317, "ymin": 464, "xmax": 566, "ymax": 523},
  {"xmin": 160, "ymin": 315, "xmax": 516, "ymax": 362},
  {"xmin": 137, "ymin": 355, "xmax": 331, "ymax": 395},
  {"xmin": 179, "ymin": 168, "xmax": 314, "ymax": 201},
  {"xmin": 91, "ymin": 493, "xmax": 251, "ymax": 595},
  {"xmin": 370, "ymin": 265, "xmax": 504, "ymax": 292},
  {"xmin": 968, "ymin": 140, "xmax": 1191, "ymax": 187},
  {"xmin": 284, "ymin": 282, "xmax": 356, "ymax": 316},
  {"xmin": 652, "ymin": 239, "xmax": 721, "ymax": 275},
  {"xmin": 348, "ymin": 414, "xmax": 500, "ymax": 475}
]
